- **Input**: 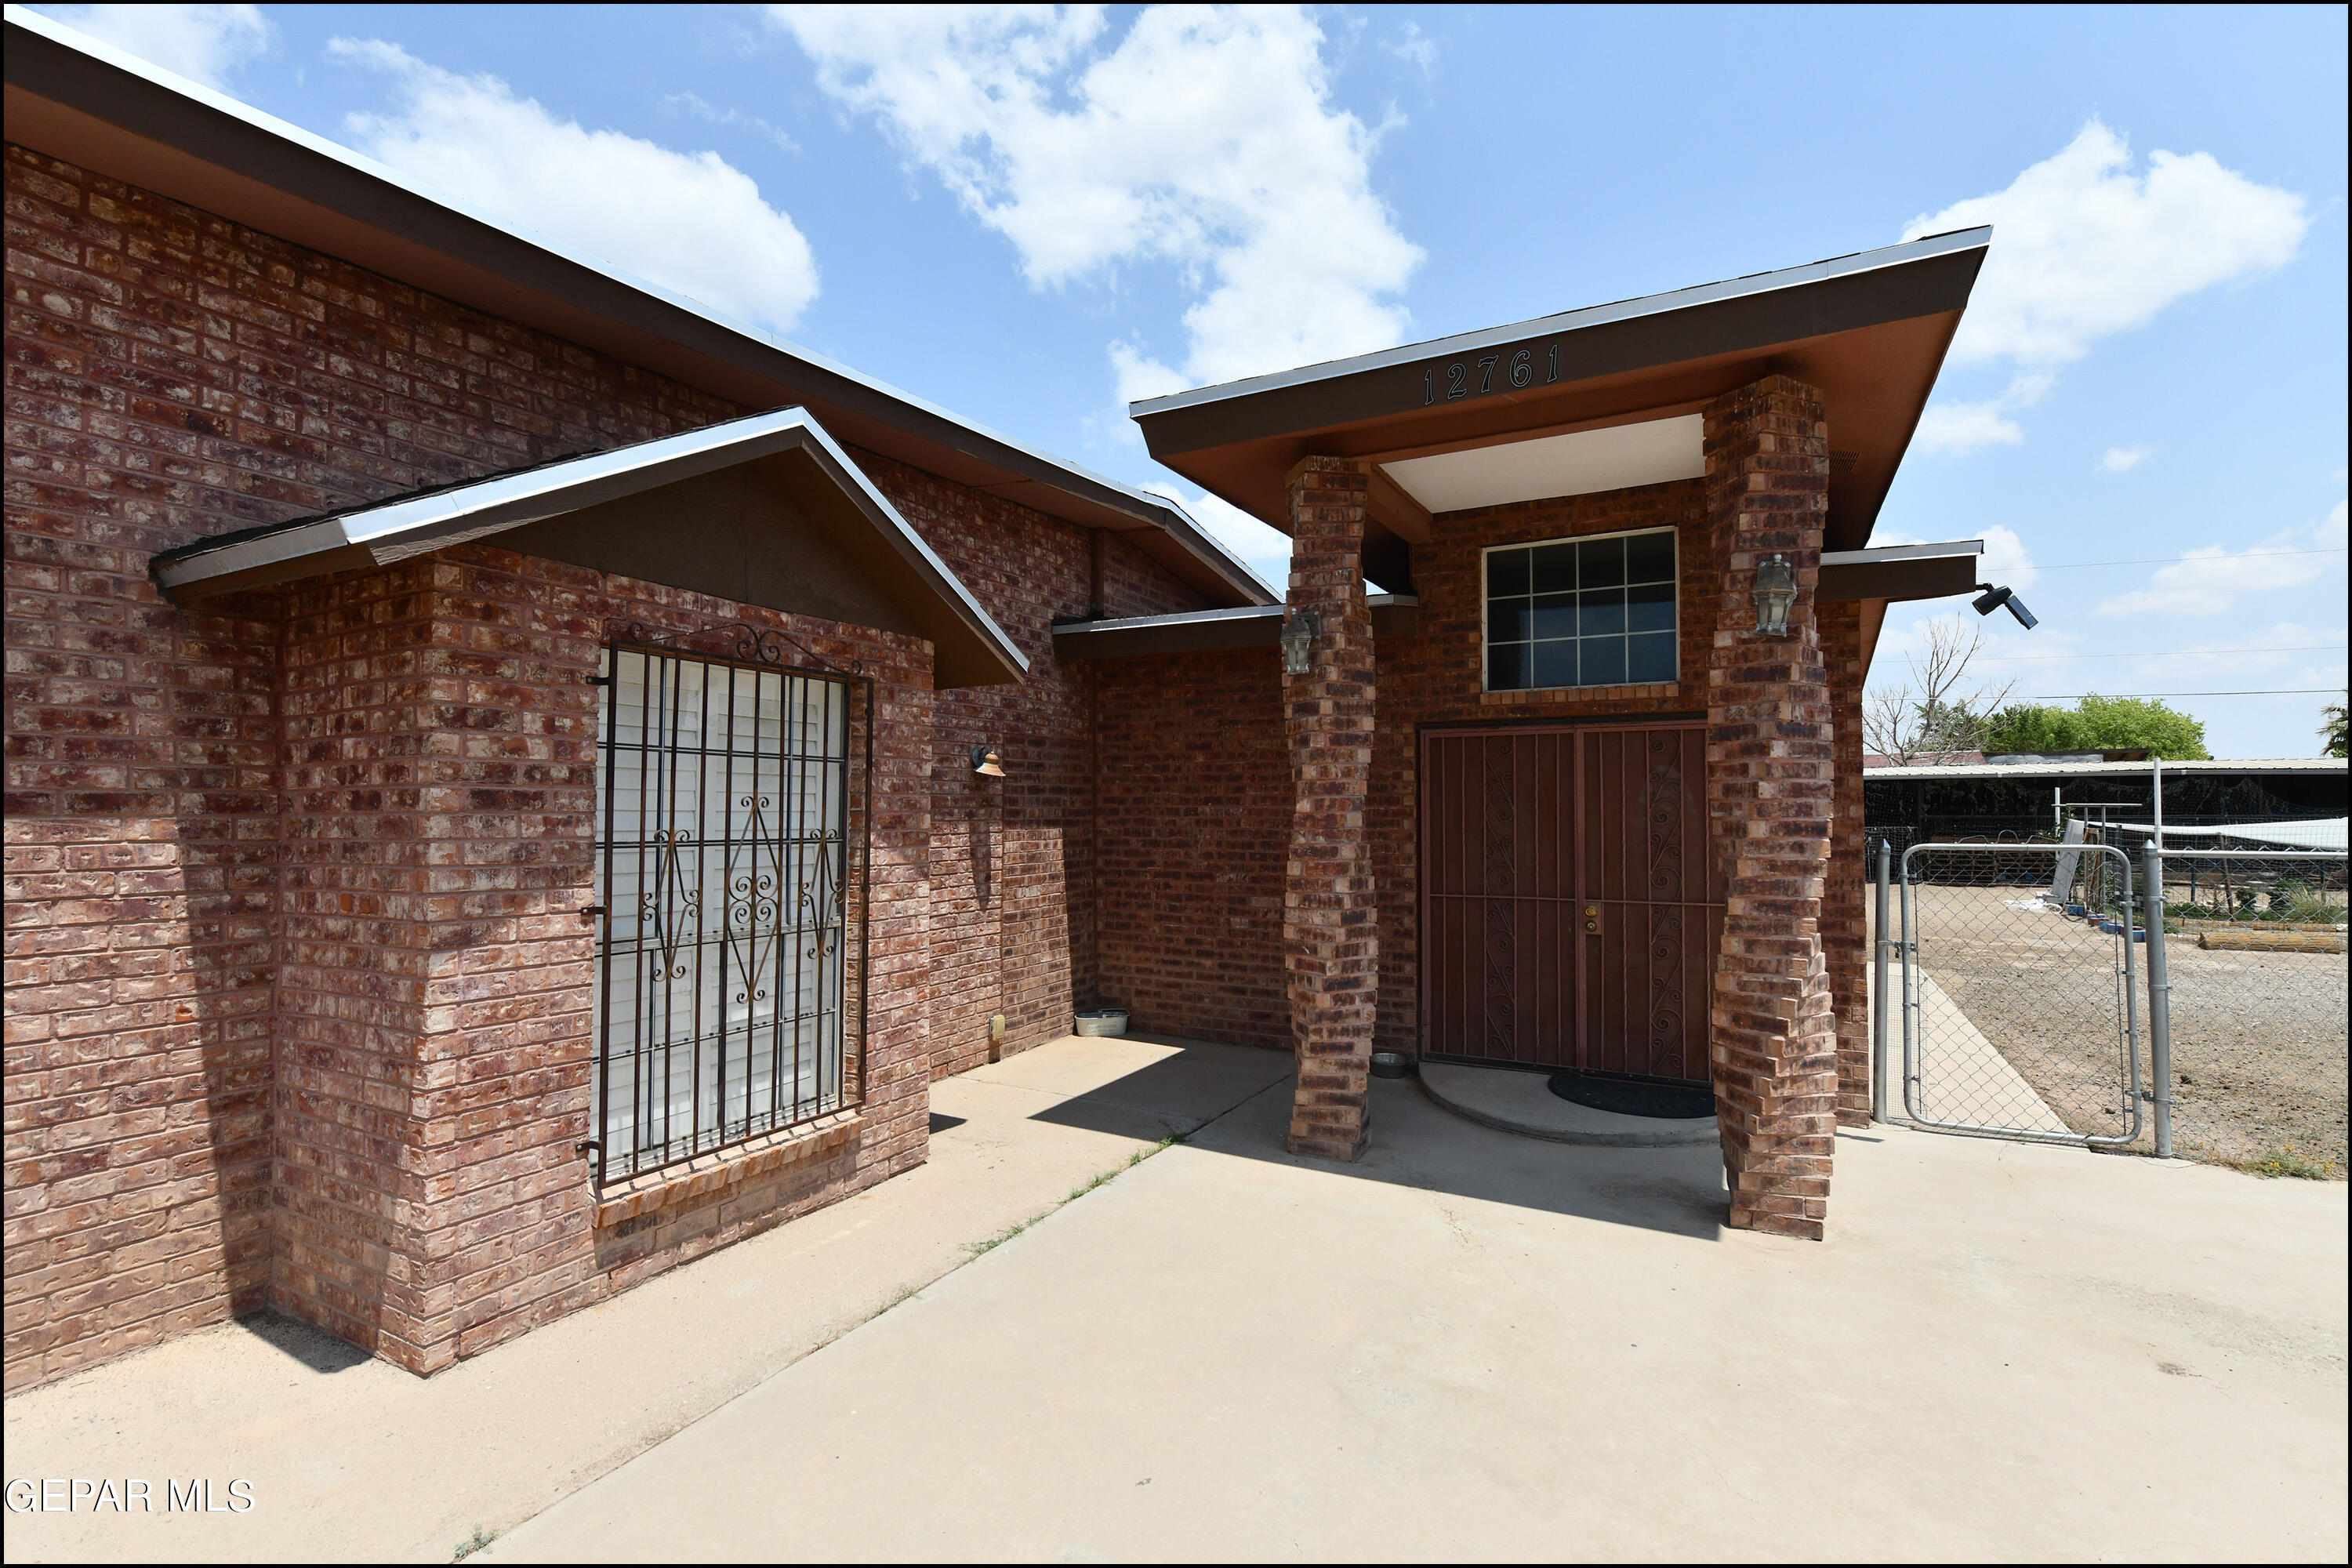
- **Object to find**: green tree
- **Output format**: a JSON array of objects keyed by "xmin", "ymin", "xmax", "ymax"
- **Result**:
[
  {"xmin": 2323, "ymin": 696, "xmax": 2348, "ymax": 758},
  {"xmin": 1982, "ymin": 695, "xmax": 2212, "ymax": 759}
]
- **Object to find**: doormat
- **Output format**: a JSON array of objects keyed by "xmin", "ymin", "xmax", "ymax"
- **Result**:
[{"xmin": 1547, "ymin": 1071, "xmax": 1715, "ymax": 1120}]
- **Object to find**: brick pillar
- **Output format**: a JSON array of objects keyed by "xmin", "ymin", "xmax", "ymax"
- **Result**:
[
  {"xmin": 1820, "ymin": 601, "xmax": 1871, "ymax": 1127},
  {"xmin": 1703, "ymin": 376, "xmax": 1838, "ymax": 1240},
  {"xmin": 1283, "ymin": 458, "xmax": 1377, "ymax": 1161}
]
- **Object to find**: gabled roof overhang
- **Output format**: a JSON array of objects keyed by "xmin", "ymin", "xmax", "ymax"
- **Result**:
[
  {"xmin": 149, "ymin": 408, "xmax": 1030, "ymax": 688},
  {"xmin": 4, "ymin": 5, "xmax": 1273, "ymax": 609},
  {"xmin": 1130, "ymin": 229, "xmax": 1991, "ymax": 564}
]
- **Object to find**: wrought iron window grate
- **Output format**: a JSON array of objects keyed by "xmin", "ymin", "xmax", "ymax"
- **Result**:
[{"xmin": 592, "ymin": 638, "xmax": 863, "ymax": 1183}]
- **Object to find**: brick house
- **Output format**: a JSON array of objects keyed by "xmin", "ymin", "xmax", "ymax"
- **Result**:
[{"xmin": 5, "ymin": 13, "xmax": 1992, "ymax": 1391}]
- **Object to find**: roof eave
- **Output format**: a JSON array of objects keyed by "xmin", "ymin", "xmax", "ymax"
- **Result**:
[
  {"xmin": 3, "ymin": 6, "xmax": 1272, "ymax": 610},
  {"xmin": 151, "ymin": 408, "xmax": 1031, "ymax": 684}
]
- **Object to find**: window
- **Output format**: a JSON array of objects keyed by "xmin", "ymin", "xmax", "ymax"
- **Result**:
[
  {"xmin": 592, "ymin": 644, "xmax": 855, "ymax": 1182},
  {"xmin": 1484, "ymin": 527, "xmax": 1677, "ymax": 691}
]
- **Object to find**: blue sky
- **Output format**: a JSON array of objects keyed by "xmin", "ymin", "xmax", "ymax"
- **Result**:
[{"xmin": 36, "ymin": 3, "xmax": 2350, "ymax": 757}]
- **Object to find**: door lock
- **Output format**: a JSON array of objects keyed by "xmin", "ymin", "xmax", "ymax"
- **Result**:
[{"xmin": 1584, "ymin": 904, "xmax": 1599, "ymax": 933}]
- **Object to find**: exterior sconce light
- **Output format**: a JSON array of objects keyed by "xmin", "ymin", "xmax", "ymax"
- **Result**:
[
  {"xmin": 1281, "ymin": 606, "xmax": 1321, "ymax": 677},
  {"xmin": 970, "ymin": 745, "xmax": 1006, "ymax": 779},
  {"xmin": 1751, "ymin": 554, "xmax": 1798, "ymax": 637},
  {"xmin": 1972, "ymin": 583, "xmax": 2039, "ymax": 630}
]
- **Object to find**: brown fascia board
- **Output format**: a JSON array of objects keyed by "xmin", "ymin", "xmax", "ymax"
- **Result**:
[
  {"xmin": 2, "ymin": 9, "xmax": 1273, "ymax": 609},
  {"xmin": 1052, "ymin": 595, "xmax": 1420, "ymax": 660},
  {"xmin": 1130, "ymin": 230, "xmax": 1988, "ymax": 553},
  {"xmin": 1818, "ymin": 540, "xmax": 1984, "ymax": 604}
]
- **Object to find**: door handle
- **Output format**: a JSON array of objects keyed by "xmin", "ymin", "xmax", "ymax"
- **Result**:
[{"xmin": 1584, "ymin": 904, "xmax": 1599, "ymax": 934}]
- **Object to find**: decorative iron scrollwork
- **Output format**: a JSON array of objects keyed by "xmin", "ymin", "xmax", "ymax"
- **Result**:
[{"xmin": 602, "ymin": 618, "xmax": 865, "ymax": 677}]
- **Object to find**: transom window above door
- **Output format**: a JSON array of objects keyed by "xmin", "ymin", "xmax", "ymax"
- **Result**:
[{"xmin": 1484, "ymin": 527, "xmax": 1678, "ymax": 691}]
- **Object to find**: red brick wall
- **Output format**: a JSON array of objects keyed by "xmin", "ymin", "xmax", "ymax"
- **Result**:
[
  {"xmin": 4, "ymin": 143, "xmax": 742, "ymax": 1389},
  {"xmin": 4, "ymin": 142, "xmax": 1180, "ymax": 1385},
  {"xmin": 1093, "ymin": 644, "xmax": 1289, "ymax": 1047},
  {"xmin": 1820, "ymin": 600, "xmax": 1870, "ymax": 1126},
  {"xmin": 1369, "ymin": 479, "xmax": 1717, "ymax": 1053},
  {"xmin": 857, "ymin": 450, "xmax": 1210, "ymax": 1076}
]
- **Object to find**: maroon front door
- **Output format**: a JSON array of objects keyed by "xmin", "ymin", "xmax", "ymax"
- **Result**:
[{"xmin": 1419, "ymin": 721, "xmax": 1722, "ymax": 1081}]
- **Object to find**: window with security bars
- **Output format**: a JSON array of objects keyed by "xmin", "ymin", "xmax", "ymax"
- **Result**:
[
  {"xmin": 1484, "ymin": 527, "xmax": 1678, "ymax": 691},
  {"xmin": 592, "ymin": 644, "xmax": 852, "ymax": 1182}
]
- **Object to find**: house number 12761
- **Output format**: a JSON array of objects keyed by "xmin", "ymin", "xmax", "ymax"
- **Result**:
[{"xmin": 1424, "ymin": 344, "xmax": 1559, "ymax": 405}]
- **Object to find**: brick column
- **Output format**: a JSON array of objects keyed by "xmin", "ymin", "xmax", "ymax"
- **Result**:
[
  {"xmin": 1703, "ymin": 376, "xmax": 1838, "ymax": 1240},
  {"xmin": 1820, "ymin": 601, "xmax": 1871, "ymax": 1127},
  {"xmin": 1283, "ymin": 458, "xmax": 1377, "ymax": 1161}
]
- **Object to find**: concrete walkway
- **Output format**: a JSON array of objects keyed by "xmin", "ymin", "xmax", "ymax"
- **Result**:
[
  {"xmin": 7, "ymin": 1037, "xmax": 2346, "ymax": 1563},
  {"xmin": 3, "ymin": 1035, "xmax": 1290, "ymax": 1564}
]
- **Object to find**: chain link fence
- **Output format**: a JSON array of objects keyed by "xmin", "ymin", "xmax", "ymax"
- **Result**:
[
  {"xmin": 1873, "ymin": 842, "xmax": 2348, "ymax": 1176},
  {"xmin": 1885, "ymin": 842, "xmax": 2143, "ymax": 1145},
  {"xmin": 2146, "ymin": 848, "xmax": 2347, "ymax": 1175}
]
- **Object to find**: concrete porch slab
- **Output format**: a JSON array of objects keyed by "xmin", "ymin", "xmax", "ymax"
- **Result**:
[
  {"xmin": 485, "ymin": 1076, "xmax": 2347, "ymax": 1563},
  {"xmin": 1418, "ymin": 1060, "xmax": 1719, "ymax": 1146}
]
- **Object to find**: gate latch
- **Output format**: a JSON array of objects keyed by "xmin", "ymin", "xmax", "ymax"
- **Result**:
[{"xmin": 579, "ymin": 904, "xmax": 607, "ymax": 923}]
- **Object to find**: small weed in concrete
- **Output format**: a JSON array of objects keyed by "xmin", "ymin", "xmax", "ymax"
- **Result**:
[
  {"xmin": 967, "ymin": 1134, "xmax": 1188, "ymax": 1256},
  {"xmin": 452, "ymin": 1525, "xmax": 497, "ymax": 1561}
]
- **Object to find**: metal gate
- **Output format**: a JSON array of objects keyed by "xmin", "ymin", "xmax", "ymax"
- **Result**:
[
  {"xmin": 590, "ymin": 627, "xmax": 869, "ymax": 1184},
  {"xmin": 1881, "ymin": 840, "xmax": 2142, "ymax": 1145},
  {"xmin": 1420, "ymin": 720, "xmax": 1722, "ymax": 1079}
]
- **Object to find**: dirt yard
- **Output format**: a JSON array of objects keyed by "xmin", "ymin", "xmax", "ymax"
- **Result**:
[{"xmin": 1907, "ymin": 884, "xmax": 2348, "ymax": 1173}]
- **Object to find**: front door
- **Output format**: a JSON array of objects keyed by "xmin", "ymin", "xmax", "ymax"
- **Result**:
[{"xmin": 1419, "ymin": 720, "xmax": 1722, "ymax": 1080}]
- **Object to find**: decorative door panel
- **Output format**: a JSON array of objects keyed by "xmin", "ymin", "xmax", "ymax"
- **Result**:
[
  {"xmin": 1575, "ymin": 724, "xmax": 1721, "ymax": 1081},
  {"xmin": 1419, "ymin": 720, "xmax": 1721, "ymax": 1082},
  {"xmin": 1420, "ymin": 729, "xmax": 1577, "ymax": 1065}
]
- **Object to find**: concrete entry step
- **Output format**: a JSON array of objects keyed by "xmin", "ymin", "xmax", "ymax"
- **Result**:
[{"xmin": 1417, "ymin": 1061, "xmax": 1719, "ymax": 1147}]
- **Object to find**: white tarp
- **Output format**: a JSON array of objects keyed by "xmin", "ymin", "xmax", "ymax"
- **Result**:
[
  {"xmin": 2209, "ymin": 818, "xmax": 2348, "ymax": 851},
  {"xmin": 2100, "ymin": 818, "xmax": 2348, "ymax": 851}
]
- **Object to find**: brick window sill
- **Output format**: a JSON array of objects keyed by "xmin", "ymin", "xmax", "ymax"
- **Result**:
[
  {"xmin": 593, "ymin": 1108, "xmax": 863, "ymax": 1229},
  {"xmin": 1479, "ymin": 681, "xmax": 1682, "ymax": 706}
]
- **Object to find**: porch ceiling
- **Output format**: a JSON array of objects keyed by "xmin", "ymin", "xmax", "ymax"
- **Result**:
[{"xmin": 1129, "ymin": 228, "xmax": 1991, "ymax": 557}]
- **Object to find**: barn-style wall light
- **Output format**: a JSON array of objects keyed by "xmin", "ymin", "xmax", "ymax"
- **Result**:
[
  {"xmin": 970, "ymin": 745, "xmax": 1006, "ymax": 779},
  {"xmin": 1281, "ymin": 606, "xmax": 1321, "ymax": 676},
  {"xmin": 1972, "ymin": 583, "xmax": 2039, "ymax": 630},
  {"xmin": 1751, "ymin": 554, "xmax": 1798, "ymax": 637}
]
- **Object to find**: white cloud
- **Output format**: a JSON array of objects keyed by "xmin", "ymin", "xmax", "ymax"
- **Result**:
[
  {"xmin": 1913, "ymin": 370, "xmax": 2055, "ymax": 456},
  {"xmin": 1906, "ymin": 120, "xmax": 2306, "ymax": 451},
  {"xmin": 38, "ymin": 3, "xmax": 270, "ymax": 89},
  {"xmin": 664, "ymin": 91, "xmax": 802, "ymax": 156},
  {"xmin": 329, "ymin": 39, "xmax": 818, "ymax": 333},
  {"xmin": 771, "ymin": 4, "xmax": 1421, "ymax": 409},
  {"xmin": 1384, "ymin": 21, "xmax": 1439, "ymax": 81},
  {"xmin": 1980, "ymin": 523, "xmax": 2039, "ymax": 591},
  {"xmin": 2097, "ymin": 499, "xmax": 2346, "ymax": 617},
  {"xmin": 2100, "ymin": 445, "xmax": 2154, "ymax": 473}
]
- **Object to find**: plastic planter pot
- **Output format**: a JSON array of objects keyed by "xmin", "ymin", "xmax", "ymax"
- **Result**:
[{"xmin": 1073, "ymin": 1008, "xmax": 1129, "ymax": 1038}]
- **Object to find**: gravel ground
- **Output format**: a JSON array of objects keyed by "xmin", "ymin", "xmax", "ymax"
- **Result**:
[{"xmin": 1903, "ymin": 884, "xmax": 2348, "ymax": 1174}]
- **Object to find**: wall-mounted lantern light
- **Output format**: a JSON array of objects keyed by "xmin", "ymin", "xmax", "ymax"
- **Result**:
[
  {"xmin": 1280, "ymin": 606, "xmax": 1322, "ymax": 677},
  {"xmin": 1751, "ymin": 554, "xmax": 1798, "ymax": 637},
  {"xmin": 970, "ymin": 745, "xmax": 1006, "ymax": 779},
  {"xmin": 1972, "ymin": 583, "xmax": 2039, "ymax": 630}
]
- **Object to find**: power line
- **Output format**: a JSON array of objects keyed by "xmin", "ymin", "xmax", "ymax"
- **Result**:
[
  {"xmin": 2012, "ymin": 689, "xmax": 2343, "ymax": 700},
  {"xmin": 2027, "ymin": 546, "xmax": 2347, "ymax": 571},
  {"xmin": 1969, "ymin": 644, "xmax": 2348, "ymax": 662}
]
